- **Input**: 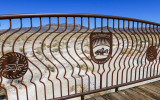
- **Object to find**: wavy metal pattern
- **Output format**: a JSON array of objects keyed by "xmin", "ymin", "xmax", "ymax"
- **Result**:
[{"xmin": 0, "ymin": 14, "xmax": 159, "ymax": 100}]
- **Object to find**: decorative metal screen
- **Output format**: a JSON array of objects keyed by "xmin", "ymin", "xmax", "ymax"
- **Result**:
[{"xmin": 0, "ymin": 13, "xmax": 160, "ymax": 100}]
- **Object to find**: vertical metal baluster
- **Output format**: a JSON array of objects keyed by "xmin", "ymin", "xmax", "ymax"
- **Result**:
[
  {"xmin": 17, "ymin": 18, "xmax": 32, "ymax": 100},
  {"xmin": 132, "ymin": 21, "xmax": 141, "ymax": 81},
  {"xmin": 121, "ymin": 20, "xmax": 129, "ymax": 84},
  {"xmin": 125, "ymin": 21, "xmax": 133, "ymax": 82},
  {"xmin": 156, "ymin": 26, "xmax": 160, "ymax": 75},
  {"xmin": 137, "ymin": 22, "xmax": 146, "ymax": 80},
  {"xmin": 152, "ymin": 25, "xmax": 159, "ymax": 76},
  {"xmin": 0, "ymin": 19, "xmax": 12, "ymax": 100},
  {"xmin": 42, "ymin": 17, "xmax": 60, "ymax": 99},
  {"xmin": 81, "ymin": 18, "xmax": 97, "ymax": 91}
]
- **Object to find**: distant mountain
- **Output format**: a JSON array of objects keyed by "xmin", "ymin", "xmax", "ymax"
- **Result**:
[
  {"xmin": 0, "ymin": 23, "xmax": 149, "ymax": 34},
  {"xmin": 0, "ymin": 23, "xmax": 90, "ymax": 33}
]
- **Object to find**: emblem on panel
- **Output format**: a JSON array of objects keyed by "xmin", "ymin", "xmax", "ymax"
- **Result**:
[
  {"xmin": 0, "ymin": 52, "xmax": 28, "ymax": 79},
  {"xmin": 146, "ymin": 46, "xmax": 157, "ymax": 62},
  {"xmin": 90, "ymin": 32, "xmax": 112, "ymax": 64}
]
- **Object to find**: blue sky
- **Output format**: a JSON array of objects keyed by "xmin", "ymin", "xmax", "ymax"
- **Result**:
[{"xmin": 0, "ymin": 0, "xmax": 160, "ymax": 29}]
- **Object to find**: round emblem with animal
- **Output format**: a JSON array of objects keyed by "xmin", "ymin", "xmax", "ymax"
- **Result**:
[{"xmin": 90, "ymin": 32, "xmax": 112, "ymax": 64}]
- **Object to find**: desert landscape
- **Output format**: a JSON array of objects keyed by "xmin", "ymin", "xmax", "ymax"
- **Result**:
[{"xmin": 0, "ymin": 23, "xmax": 160, "ymax": 100}]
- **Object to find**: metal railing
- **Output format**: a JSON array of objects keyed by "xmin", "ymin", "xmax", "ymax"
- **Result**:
[{"xmin": 0, "ymin": 13, "xmax": 160, "ymax": 100}]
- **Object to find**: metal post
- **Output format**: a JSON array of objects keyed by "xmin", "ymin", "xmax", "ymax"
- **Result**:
[
  {"xmin": 81, "ymin": 95, "xmax": 84, "ymax": 100},
  {"xmin": 115, "ymin": 87, "xmax": 118, "ymax": 92},
  {"xmin": 100, "ymin": 74, "xmax": 102, "ymax": 89}
]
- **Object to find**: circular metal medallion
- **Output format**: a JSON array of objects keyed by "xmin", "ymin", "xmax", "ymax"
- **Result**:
[
  {"xmin": 146, "ymin": 46, "xmax": 157, "ymax": 62},
  {"xmin": 0, "ymin": 52, "xmax": 28, "ymax": 79}
]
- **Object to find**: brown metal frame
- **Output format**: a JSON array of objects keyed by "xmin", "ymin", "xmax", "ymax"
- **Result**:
[
  {"xmin": 0, "ymin": 13, "xmax": 159, "ymax": 25},
  {"xmin": 0, "ymin": 13, "xmax": 160, "ymax": 100}
]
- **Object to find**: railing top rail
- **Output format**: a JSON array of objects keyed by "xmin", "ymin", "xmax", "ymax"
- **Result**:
[{"xmin": 0, "ymin": 13, "xmax": 160, "ymax": 26}]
